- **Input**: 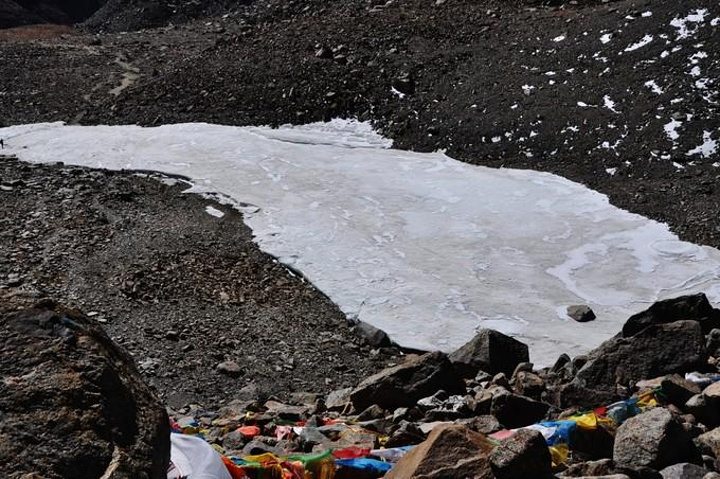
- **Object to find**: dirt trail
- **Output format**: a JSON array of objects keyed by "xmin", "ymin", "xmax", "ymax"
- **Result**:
[{"xmin": 109, "ymin": 56, "xmax": 140, "ymax": 96}]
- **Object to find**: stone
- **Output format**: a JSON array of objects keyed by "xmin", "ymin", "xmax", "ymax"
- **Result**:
[
  {"xmin": 417, "ymin": 390, "xmax": 449, "ymax": 410},
  {"xmin": 659, "ymin": 463, "xmax": 708, "ymax": 479},
  {"xmin": 697, "ymin": 427, "xmax": 720, "ymax": 458},
  {"xmin": 688, "ymin": 383, "xmax": 720, "ymax": 428},
  {"xmin": 567, "ymin": 305, "xmax": 596, "ymax": 323},
  {"xmin": 570, "ymin": 422, "xmax": 615, "ymax": 460},
  {"xmin": 564, "ymin": 476, "xmax": 631, "ymax": 479},
  {"xmin": 216, "ymin": 360, "xmax": 242, "ymax": 377},
  {"xmin": 242, "ymin": 439, "xmax": 286, "ymax": 456},
  {"xmin": 574, "ymin": 321, "xmax": 706, "ymax": 392},
  {"xmin": 385, "ymin": 424, "xmax": 495, "ymax": 479},
  {"xmin": 490, "ymin": 428, "xmax": 552, "ymax": 478},
  {"xmin": 423, "ymin": 394, "xmax": 473, "ymax": 421},
  {"xmin": 356, "ymin": 321, "xmax": 392, "ymax": 347},
  {"xmin": 707, "ymin": 329, "xmax": 720, "ymax": 357},
  {"xmin": 491, "ymin": 372, "xmax": 511, "ymax": 389},
  {"xmin": 356, "ymin": 404, "xmax": 386, "ymax": 421},
  {"xmin": 513, "ymin": 371, "xmax": 545, "ymax": 400},
  {"xmin": 661, "ymin": 374, "xmax": 703, "ymax": 407},
  {"xmin": 449, "ymin": 329, "xmax": 530, "ymax": 378},
  {"xmin": 623, "ymin": 294, "xmax": 720, "ymax": 337},
  {"xmin": 559, "ymin": 458, "xmax": 614, "ymax": 477},
  {"xmin": 290, "ymin": 392, "xmax": 321, "ymax": 406},
  {"xmin": 350, "ymin": 352, "xmax": 465, "ymax": 411},
  {"xmin": 325, "ymin": 387, "xmax": 353, "ymax": 411},
  {"xmin": 686, "ymin": 394, "xmax": 720, "ymax": 429},
  {"xmin": 263, "ymin": 400, "xmax": 309, "ymax": 421},
  {"xmin": 511, "ymin": 362, "xmax": 534, "ymax": 378},
  {"xmin": 490, "ymin": 390, "xmax": 550, "ymax": 428},
  {"xmin": 385, "ymin": 421, "xmax": 426, "ymax": 448},
  {"xmin": 0, "ymin": 303, "xmax": 170, "ymax": 478},
  {"xmin": 468, "ymin": 415, "xmax": 502, "ymax": 435},
  {"xmin": 613, "ymin": 408, "xmax": 698, "ymax": 470},
  {"xmin": 552, "ymin": 353, "xmax": 571, "ymax": 373}
]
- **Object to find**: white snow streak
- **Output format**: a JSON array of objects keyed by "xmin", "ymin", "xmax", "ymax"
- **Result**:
[{"xmin": 625, "ymin": 35, "xmax": 653, "ymax": 52}]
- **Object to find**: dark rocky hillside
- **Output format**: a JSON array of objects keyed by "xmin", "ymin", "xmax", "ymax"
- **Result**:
[{"xmin": 0, "ymin": 0, "xmax": 106, "ymax": 28}]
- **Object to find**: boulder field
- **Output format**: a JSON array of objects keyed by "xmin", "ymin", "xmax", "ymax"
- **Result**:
[{"xmin": 3, "ymin": 293, "xmax": 720, "ymax": 478}]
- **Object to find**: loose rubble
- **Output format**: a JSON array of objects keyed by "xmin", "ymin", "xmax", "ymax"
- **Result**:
[
  {"xmin": 4, "ymin": 289, "xmax": 720, "ymax": 477},
  {"xmin": 155, "ymin": 293, "xmax": 720, "ymax": 478}
]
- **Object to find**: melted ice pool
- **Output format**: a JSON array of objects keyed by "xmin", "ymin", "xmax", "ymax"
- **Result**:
[{"xmin": 2, "ymin": 121, "xmax": 719, "ymax": 364}]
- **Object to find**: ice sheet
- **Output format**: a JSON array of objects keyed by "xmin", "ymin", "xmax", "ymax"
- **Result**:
[{"xmin": 2, "ymin": 120, "xmax": 720, "ymax": 364}]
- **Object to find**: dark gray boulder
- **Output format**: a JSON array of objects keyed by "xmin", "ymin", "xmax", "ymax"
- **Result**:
[
  {"xmin": 574, "ymin": 321, "xmax": 706, "ymax": 392},
  {"xmin": 350, "ymin": 351, "xmax": 465, "ymax": 411},
  {"xmin": 490, "ymin": 390, "xmax": 550, "ymax": 428},
  {"xmin": 623, "ymin": 294, "xmax": 719, "ymax": 337},
  {"xmin": 449, "ymin": 328, "xmax": 530, "ymax": 378}
]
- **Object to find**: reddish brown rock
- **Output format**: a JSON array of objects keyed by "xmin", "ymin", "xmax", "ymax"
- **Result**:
[
  {"xmin": 385, "ymin": 424, "xmax": 495, "ymax": 479},
  {"xmin": 0, "ymin": 300, "xmax": 170, "ymax": 479}
]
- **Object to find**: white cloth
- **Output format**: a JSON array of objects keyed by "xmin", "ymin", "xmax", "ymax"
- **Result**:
[{"xmin": 168, "ymin": 434, "xmax": 232, "ymax": 479}]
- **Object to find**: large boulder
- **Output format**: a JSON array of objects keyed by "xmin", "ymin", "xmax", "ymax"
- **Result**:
[
  {"xmin": 385, "ymin": 424, "xmax": 495, "ymax": 479},
  {"xmin": 574, "ymin": 321, "xmax": 706, "ymax": 392},
  {"xmin": 350, "ymin": 351, "xmax": 465, "ymax": 411},
  {"xmin": 0, "ymin": 301, "xmax": 170, "ymax": 478},
  {"xmin": 450, "ymin": 329, "xmax": 529, "ymax": 378},
  {"xmin": 623, "ymin": 294, "xmax": 719, "ymax": 337},
  {"xmin": 613, "ymin": 408, "xmax": 698, "ymax": 470},
  {"xmin": 489, "ymin": 428, "xmax": 552, "ymax": 478}
]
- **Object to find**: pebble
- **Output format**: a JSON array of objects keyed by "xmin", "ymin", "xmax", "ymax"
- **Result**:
[{"xmin": 217, "ymin": 361, "xmax": 242, "ymax": 377}]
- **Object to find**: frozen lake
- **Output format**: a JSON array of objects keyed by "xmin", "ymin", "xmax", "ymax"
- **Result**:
[{"xmin": 2, "ymin": 120, "xmax": 719, "ymax": 364}]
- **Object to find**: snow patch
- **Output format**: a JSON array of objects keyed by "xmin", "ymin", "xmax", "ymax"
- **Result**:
[
  {"xmin": 664, "ymin": 119, "xmax": 682, "ymax": 141},
  {"xmin": 4, "ymin": 121, "xmax": 720, "ymax": 365},
  {"xmin": 644, "ymin": 80, "xmax": 664, "ymax": 95},
  {"xmin": 205, "ymin": 206, "xmax": 225, "ymax": 218},
  {"xmin": 625, "ymin": 35, "xmax": 653, "ymax": 52},
  {"xmin": 670, "ymin": 9, "xmax": 708, "ymax": 40},
  {"xmin": 687, "ymin": 131, "xmax": 718, "ymax": 158},
  {"xmin": 603, "ymin": 95, "xmax": 621, "ymax": 114}
]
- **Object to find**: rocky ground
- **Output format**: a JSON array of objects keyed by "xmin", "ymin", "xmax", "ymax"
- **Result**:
[
  {"xmin": 1, "ymin": 0, "xmax": 720, "ymax": 475},
  {"xmin": 4, "ymin": 292, "xmax": 720, "ymax": 477},
  {"xmin": 0, "ymin": 0, "xmax": 719, "ymax": 248},
  {"xmin": 0, "ymin": 156, "xmax": 400, "ymax": 408}
]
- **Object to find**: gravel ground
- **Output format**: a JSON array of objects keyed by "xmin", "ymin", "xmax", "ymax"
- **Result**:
[{"xmin": 0, "ymin": 157, "xmax": 400, "ymax": 408}]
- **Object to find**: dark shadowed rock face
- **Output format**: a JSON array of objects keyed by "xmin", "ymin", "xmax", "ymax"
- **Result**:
[
  {"xmin": 574, "ymin": 320, "xmax": 706, "ymax": 392},
  {"xmin": 449, "ymin": 328, "xmax": 530, "ymax": 378},
  {"xmin": 622, "ymin": 293, "xmax": 720, "ymax": 337},
  {"xmin": 0, "ymin": 0, "xmax": 107, "ymax": 29},
  {"xmin": 350, "ymin": 351, "xmax": 465, "ymax": 411},
  {"xmin": 0, "ymin": 299, "xmax": 170, "ymax": 479}
]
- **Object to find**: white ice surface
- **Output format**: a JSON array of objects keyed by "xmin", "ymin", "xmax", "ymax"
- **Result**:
[{"xmin": 3, "ymin": 121, "xmax": 720, "ymax": 364}]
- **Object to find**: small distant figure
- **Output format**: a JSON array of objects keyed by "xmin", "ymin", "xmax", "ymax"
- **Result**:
[{"xmin": 0, "ymin": 139, "xmax": 4, "ymax": 149}]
